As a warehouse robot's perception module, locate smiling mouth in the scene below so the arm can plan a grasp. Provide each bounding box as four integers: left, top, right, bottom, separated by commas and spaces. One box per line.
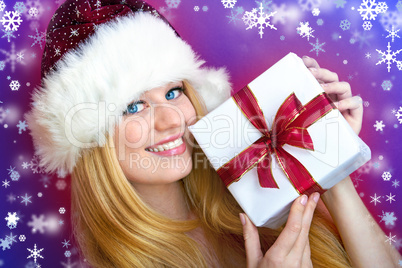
145, 137, 184, 152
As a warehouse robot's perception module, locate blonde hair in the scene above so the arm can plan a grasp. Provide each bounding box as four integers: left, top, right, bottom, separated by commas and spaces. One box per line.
71, 81, 352, 267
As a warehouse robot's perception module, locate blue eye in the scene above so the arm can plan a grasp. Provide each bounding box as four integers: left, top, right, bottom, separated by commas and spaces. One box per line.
125, 101, 146, 114
166, 87, 184, 100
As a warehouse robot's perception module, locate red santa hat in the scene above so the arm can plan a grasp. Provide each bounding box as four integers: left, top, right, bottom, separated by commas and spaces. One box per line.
26, 0, 231, 176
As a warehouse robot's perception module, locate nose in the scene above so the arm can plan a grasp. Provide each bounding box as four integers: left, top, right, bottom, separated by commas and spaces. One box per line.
152, 103, 185, 132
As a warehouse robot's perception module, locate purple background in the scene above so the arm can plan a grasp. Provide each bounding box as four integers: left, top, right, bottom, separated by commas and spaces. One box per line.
1, 0, 401, 266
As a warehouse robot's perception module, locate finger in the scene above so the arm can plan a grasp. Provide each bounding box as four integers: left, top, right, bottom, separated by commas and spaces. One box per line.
270, 195, 308, 257
309, 67, 339, 83
240, 213, 263, 268
302, 56, 320, 69
290, 193, 319, 258
335, 96, 364, 128
301, 239, 313, 268
321, 82, 352, 101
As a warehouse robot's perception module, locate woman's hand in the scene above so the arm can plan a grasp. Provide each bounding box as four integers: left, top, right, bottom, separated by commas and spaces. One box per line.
240, 193, 320, 268
302, 56, 363, 135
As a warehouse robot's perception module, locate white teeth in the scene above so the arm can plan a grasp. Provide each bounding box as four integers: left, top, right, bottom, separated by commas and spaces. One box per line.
147, 137, 183, 152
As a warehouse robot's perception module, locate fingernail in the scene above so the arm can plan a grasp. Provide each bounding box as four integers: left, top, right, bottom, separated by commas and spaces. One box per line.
313, 193, 320, 203
303, 55, 310, 59
321, 83, 327, 87
300, 195, 308, 206
309, 67, 317, 72
239, 213, 246, 226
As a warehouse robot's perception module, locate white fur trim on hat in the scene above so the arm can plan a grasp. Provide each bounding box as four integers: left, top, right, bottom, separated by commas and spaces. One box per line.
26, 12, 231, 175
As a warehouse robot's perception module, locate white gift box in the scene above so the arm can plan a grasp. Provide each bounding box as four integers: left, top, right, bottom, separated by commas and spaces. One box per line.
188, 53, 371, 229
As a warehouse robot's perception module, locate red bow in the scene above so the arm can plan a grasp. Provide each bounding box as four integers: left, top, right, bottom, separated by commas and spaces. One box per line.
217, 86, 336, 195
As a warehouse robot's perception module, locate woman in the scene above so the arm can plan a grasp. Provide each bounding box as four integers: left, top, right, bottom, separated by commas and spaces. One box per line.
26, 0, 401, 267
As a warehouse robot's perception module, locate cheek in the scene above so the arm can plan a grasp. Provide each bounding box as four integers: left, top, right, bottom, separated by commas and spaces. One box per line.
183, 101, 197, 125
119, 117, 150, 148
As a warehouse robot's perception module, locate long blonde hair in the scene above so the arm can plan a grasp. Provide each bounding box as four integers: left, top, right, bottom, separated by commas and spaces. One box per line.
71, 81, 351, 267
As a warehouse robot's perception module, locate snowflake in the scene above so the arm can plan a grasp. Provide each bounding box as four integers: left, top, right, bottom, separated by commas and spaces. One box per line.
312, 7, 320, 16
0, 107, 7, 123
334, 0, 347, 8
1, 29, 16, 42
19, 235, 26, 242
393, 179, 400, 188
62, 239, 71, 248
373, 120, 385, 131
379, 211, 397, 226
381, 80, 392, 91
16, 51, 24, 61
5, 232, 17, 245
56, 179, 67, 190
0, 0, 5, 12
14, 2, 26, 14
28, 28, 46, 49
357, 0, 386, 20
61, 258, 78, 268
385, 232, 397, 245
298, 0, 322, 11
9, 80, 20, 91
340, 19, 351, 30
28, 7, 39, 17
0, 42, 27, 72
69, 29, 79, 38
362, 21, 372, 30
0, 61, 4, 70
310, 38, 325, 56
398, 61, 402, 71
193, 6, 199, 12
64, 250, 71, 257
202, 6, 208, 12
39, 175, 52, 188
6, 193, 16, 203
385, 192, 396, 204
386, 26, 400, 43
397, 0, 402, 12
376, 2, 387, 13
242, 3, 277, 38
222, 0, 236, 8
20, 193, 32, 206
0, 11, 23, 31
59, 207, 66, 214
376, 42, 402, 72
0, 238, 11, 250
227, 7, 244, 25
7, 166, 20, 181
24, 0, 44, 21
27, 214, 48, 234
382, 171, 392, 181
165, 0, 180, 9
2, 179, 10, 188
317, 18, 324, 26
30, 155, 45, 174
297, 21, 315, 40
22, 162, 29, 169
5, 212, 20, 229
370, 193, 381, 205
17, 120, 28, 134
27, 244, 44, 263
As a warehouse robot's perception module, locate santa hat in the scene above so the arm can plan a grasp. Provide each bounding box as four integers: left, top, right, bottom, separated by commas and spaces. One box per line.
26, 0, 231, 176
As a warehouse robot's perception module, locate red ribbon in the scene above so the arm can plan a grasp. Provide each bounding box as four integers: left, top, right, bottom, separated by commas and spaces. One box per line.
217, 86, 336, 195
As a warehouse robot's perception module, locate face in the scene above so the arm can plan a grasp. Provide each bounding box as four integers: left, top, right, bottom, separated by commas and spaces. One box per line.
114, 81, 197, 187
